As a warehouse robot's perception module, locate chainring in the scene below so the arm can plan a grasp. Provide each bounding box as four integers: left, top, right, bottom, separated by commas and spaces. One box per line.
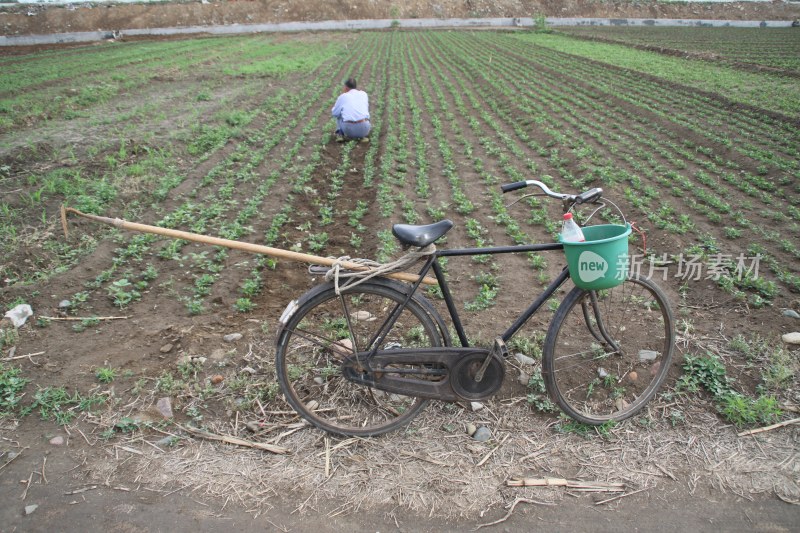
450, 351, 505, 400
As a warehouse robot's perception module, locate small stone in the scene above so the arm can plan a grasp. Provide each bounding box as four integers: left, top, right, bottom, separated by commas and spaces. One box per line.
306, 400, 319, 411
7, 451, 18, 460
160, 343, 173, 353
597, 367, 609, 378
638, 350, 658, 362
156, 397, 173, 419
131, 411, 157, 424
58, 299, 71, 309
331, 338, 353, 358
782, 310, 800, 319
155, 436, 175, 447
49, 436, 64, 446
472, 426, 492, 442
513, 353, 535, 366
223, 333, 243, 343
782, 332, 800, 345
628, 371, 638, 382
351, 311, 375, 321
178, 356, 205, 366
470, 401, 484, 412
650, 361, 661, 376
518, 371, 530, 386
25, 504, 38, 516
466, 423, 477, 436
210, 374, 224, 385
241, 366, 256, 375
313, 377, 324, 385
615, 398, 629, 411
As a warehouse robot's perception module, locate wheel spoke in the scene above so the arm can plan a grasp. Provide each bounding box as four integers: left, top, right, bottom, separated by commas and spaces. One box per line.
275, 281, 443, 436
543, 276, 675, 424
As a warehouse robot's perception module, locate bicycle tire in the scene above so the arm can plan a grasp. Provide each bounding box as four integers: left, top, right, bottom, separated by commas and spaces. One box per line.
275, 278, 447, 437
542, 275, 675, 425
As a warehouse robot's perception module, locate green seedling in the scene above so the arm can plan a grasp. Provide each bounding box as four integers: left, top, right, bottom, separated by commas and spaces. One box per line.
234, 298, 255, 313
95, 367, 117, 383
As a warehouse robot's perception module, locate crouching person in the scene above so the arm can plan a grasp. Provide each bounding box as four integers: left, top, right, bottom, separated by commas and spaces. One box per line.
331, 78, 371, 142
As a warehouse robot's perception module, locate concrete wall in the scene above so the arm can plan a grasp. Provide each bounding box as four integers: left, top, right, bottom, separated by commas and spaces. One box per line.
1, 16, 795, 47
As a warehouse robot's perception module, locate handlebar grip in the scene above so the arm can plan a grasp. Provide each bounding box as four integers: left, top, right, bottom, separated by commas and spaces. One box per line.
501, 181, 527, 193
576, 187, 603, 204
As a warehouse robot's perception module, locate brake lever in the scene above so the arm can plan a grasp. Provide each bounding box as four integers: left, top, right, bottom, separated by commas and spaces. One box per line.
561, 196, 578, 214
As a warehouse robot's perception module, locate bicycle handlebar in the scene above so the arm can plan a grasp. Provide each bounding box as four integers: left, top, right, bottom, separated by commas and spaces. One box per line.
501, 180, 603, 205
576, 188, 603, 204
500, 181, 528, 193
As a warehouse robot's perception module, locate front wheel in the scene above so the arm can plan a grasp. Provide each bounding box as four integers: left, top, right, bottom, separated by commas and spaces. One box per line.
275, 279, 446, 437
542, 275, 675, 425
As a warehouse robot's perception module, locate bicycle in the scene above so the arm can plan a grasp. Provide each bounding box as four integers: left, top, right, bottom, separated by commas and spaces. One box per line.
274, 180, 676, 437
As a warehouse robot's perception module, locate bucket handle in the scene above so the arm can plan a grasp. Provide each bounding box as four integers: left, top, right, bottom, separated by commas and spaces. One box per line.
579, 197, 627, 228
579, 199, 645, 253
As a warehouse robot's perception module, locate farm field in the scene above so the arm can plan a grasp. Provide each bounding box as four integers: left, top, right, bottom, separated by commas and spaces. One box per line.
557, 26, 800, 73
1, 28, 799, 524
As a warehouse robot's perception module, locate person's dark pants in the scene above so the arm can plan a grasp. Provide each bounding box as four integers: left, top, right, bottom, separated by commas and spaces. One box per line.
337, 118, 371, 139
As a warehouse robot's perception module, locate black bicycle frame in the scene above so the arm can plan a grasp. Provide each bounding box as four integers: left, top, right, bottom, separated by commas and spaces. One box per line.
355, 242, 571, 354
433, 242, 569, 347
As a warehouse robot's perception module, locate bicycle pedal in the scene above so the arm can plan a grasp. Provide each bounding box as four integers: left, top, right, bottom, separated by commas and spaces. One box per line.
491, 338, 509, 359
475, 338, 507, 383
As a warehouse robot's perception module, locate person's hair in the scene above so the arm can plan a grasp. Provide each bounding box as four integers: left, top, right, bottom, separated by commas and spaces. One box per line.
344, 78, 357, 90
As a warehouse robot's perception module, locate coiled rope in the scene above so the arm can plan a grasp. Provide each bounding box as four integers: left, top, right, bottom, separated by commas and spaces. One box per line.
324, 244, 436, 294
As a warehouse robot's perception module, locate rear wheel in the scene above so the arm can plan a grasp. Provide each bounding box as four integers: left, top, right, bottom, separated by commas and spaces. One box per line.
275, 279, 445, 437
542, 275, 675, 425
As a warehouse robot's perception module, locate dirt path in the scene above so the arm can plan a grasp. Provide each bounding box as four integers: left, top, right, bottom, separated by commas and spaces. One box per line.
1, 433, 797, 532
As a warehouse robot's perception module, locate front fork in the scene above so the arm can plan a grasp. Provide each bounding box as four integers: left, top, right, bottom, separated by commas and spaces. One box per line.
581, 291, 622, 354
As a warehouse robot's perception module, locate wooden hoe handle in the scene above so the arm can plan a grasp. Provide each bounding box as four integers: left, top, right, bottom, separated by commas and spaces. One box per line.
60, 206, 437, 285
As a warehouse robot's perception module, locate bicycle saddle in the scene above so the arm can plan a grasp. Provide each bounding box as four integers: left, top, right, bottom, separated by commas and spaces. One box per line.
392, 219, 453, 247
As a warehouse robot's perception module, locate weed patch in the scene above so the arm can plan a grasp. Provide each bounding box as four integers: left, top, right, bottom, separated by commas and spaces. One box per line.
678, 353, 783, 428
0, 363, 29, 417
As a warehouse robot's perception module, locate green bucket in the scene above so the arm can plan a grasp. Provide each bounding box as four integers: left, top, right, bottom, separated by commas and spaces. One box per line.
560, 223, 632, 290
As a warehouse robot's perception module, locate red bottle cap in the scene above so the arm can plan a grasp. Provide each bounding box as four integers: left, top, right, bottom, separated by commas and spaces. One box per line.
563, 213, 573, 220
